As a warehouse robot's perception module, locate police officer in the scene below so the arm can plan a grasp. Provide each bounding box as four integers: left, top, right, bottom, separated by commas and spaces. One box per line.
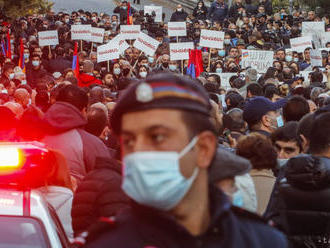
82, 73, 287, 248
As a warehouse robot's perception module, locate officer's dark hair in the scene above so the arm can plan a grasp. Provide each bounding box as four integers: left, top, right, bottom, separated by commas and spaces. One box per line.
271, 121, 302, 151
86, 107, 107, 137
247, 83, 263, 96
56, 84, 88, 111
283, 95, 310, 122
309, 112, 330, 154
181, 111, 216, 138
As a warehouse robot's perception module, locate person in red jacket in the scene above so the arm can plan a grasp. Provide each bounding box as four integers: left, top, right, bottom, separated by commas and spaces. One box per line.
78, 60, 102, 88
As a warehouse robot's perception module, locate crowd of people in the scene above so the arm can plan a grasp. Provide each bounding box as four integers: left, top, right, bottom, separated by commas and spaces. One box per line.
0, 0, 330, 247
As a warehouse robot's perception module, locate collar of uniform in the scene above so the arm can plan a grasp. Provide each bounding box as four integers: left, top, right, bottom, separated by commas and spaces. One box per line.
131, 184, 232, 236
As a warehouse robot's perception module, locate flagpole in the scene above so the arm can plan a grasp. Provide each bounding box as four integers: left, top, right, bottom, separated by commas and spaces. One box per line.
91, 42, 94, 52
80, 40, 83, 52
48, 45, 51, 58
208, 50, 211, 72
133, 51, 143, 69
107, 60, 110, 72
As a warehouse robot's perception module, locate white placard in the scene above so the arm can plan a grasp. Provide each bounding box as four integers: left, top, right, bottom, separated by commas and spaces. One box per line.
91, 27, 105, 43
290, 36, 313, 53
320, 32, 330, 47
38, 30, 59, 47
133, 32, 160, 56
71, 25, 91, 41
319, 47, 330, 52
199, 29, 224, 49
120, 25, 141, 40
144, 6, 163, 23
211, 73, 237, 89
310, 49, 323, 67
169, 42, 194, 61
167, 22, 187, 37
97, 39, 120, 63
241, 50, 274, 73
111, 34, 130, 54
302, 21, 325, 37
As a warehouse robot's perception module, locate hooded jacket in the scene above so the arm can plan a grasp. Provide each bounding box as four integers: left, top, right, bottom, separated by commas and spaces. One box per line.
42, 102, 111, 181
71, 157, 130, 236
278, 155, 330, 247
78, 73, 102, 88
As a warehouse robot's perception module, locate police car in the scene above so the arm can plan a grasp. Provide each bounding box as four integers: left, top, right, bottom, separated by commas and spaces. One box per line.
0, 142, 72, 248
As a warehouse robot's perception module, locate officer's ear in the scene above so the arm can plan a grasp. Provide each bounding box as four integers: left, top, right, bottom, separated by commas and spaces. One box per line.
195, 131, 217, 169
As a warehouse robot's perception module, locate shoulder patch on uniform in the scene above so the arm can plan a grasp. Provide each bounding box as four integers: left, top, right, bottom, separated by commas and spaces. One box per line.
231, 206, 267, 224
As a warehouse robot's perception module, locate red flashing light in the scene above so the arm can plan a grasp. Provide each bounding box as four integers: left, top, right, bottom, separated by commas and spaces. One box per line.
0, 147, 24, 174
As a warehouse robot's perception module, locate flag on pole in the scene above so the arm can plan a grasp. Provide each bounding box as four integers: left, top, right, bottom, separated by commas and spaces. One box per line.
186, 49, 203, 78
1, 40, 6, 56
6, 30, 11, 59
72, 42, 80, 79
19, 39, 25, 73
127, 3, 133, 25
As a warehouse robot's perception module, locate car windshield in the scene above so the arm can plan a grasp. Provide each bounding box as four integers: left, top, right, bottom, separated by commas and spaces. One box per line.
0, 216, 50, 248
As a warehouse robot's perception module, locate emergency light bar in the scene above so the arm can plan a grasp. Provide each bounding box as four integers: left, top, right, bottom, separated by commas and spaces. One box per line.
0, 147, 22, 168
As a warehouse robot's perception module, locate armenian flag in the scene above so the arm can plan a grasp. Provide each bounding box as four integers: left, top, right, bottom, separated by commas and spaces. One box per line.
6, 30, 11, 59
127, 2, 133, 25
72, 42, 80, 78
18, 39, 25, 73
186, 49, 203, 78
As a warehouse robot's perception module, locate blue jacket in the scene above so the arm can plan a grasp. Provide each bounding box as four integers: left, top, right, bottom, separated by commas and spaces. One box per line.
83, 186, 287, 248
208, 2, 228, 22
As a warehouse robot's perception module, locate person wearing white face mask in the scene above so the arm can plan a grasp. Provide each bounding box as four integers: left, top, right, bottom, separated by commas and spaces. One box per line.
137, 65, 149, 79
82, 73, 287, 248
170, 4, 188, 22
0, 62, 15, 83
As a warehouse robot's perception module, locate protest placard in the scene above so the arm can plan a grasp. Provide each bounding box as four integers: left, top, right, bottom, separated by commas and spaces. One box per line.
71, 25, 91, 41
302, 21, 325, 37
199, 30, 224, 49
91, 27, 105, 43
38, 30, 59, 47
310, 49, 323, 67
211, 73, 237, 89
144, 6, 163, 22
97, 39, 119, 63
111, 34, 130, 54
320, 32, 330, 47
290, 36, 313, 53
120, 25, 141, 40
241, 50, 274, 73
167, 22, 187, 37
133, 32, 160, 56
169, 42, 194, 61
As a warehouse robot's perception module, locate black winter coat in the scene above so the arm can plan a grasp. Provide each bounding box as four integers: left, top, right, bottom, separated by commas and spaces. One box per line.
71, 157, 130, 236
47, 56, 72, 74
275, 155, 330, 247
83, 185, 287, 248
170, 10, 188, 22
193, 6, 208, 20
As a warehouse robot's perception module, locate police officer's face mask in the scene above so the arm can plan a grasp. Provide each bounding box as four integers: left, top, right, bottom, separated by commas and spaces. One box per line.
122, 137, 199, 211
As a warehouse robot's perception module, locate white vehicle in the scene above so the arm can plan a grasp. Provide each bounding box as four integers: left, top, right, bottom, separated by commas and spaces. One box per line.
0, 142, 72, 248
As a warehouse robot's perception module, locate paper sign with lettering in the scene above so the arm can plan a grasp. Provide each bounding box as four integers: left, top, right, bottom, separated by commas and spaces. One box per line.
91, 27, 105, 43
310, 49, 323, 67
199, 30, 224, 49
71, 25, 91, 41
290, 36, 313, 53
320, 32, 330, 47
97, 39, 120, 63
241, 50, 274, 73
167, 22, 187, 37
111, 34, 130, 54
38, 30, 59, 46
133, 32, 160, 56
144, 6, 163, 22
211, 73, 237, 89
120, 25, 141, 40
302, 21, 325, 37
169, 42, 194, 61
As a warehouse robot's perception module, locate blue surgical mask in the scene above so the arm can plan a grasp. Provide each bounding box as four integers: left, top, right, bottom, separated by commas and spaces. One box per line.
122, 137, 199, 211
197, 46, 202, 50
232, 190, 244, 207
285, 55, 292, 62
224, 39, 231, 45
277, 116, 284, 127
24, 54, 29, 59
218, 50, 226, 57
32, 61, 40, 67
293, 58, 299, 62
148, 57, 154, 63
216, 68, 222, 73
9, 73, 15, 79
169, 64, 177, 71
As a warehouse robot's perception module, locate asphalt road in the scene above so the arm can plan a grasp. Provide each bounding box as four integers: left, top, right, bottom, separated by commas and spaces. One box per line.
51, 0, 177, 22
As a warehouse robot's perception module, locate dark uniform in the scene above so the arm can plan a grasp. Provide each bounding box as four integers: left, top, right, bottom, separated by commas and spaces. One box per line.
83, 186, 287, 248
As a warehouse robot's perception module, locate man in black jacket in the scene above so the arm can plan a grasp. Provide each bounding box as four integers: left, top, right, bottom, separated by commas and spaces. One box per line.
170, 4, 188, 22
81, 73, 287, 248
113, 1, 136, 24
47, 47, 72, 74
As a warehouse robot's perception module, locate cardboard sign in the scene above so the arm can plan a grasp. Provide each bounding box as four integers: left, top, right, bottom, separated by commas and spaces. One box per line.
133, 32, 160, 56
111, 34, 130, 54
310, 49, 323, 67
38, 30, 59, 47
290, 36, 313, 53
144, 6, 163, 23
241, 50, 274, 73
97, 39, 120, 63
71, 25, 91, 41
169, 42, 194, 61
120, 25, 141, 40
302, 21, 325, 37
91, 27, 105, 43
167, 22, 187, 37
320, 32, 330, 47
199, 30, 224, 49
212, 73, 237, 89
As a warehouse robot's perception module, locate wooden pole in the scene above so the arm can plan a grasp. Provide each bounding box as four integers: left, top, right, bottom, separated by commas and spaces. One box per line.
133, 51, 143, 69
107, 60, 110, 72
90, 42, 94, 52
208, 51, 211, 71
80, 40, 83, 52
48, 45, 51, 57
181, 60, 184, 75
